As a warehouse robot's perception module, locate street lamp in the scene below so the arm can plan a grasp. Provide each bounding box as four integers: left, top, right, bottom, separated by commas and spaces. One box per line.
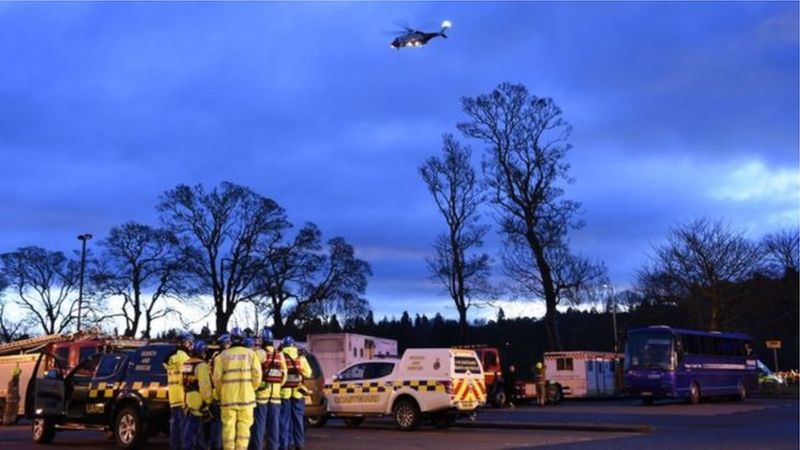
604, 283, 618, 353
77, 233, 93, 332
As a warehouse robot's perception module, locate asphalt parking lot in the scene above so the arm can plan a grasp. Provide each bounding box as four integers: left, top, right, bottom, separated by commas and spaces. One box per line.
0, 398, 796, 449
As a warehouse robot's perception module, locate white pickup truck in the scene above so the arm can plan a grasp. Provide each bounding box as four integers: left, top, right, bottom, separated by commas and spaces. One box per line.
320, 348, 486, 430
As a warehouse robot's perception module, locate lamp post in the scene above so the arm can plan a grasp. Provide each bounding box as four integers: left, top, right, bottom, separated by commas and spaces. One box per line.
604, 283, 618, 352
77, 233, 93, 331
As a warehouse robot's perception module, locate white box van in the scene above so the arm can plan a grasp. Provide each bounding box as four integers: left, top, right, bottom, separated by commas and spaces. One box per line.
307, 333, 397, 382
545, 351, 623, 397
320, 348, 485, 430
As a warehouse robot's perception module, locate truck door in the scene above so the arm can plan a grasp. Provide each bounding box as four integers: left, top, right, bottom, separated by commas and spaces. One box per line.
27, 353, 65, 418
82, 353, 128, 424
64, 354, 103, 420
327, 363, 369, 414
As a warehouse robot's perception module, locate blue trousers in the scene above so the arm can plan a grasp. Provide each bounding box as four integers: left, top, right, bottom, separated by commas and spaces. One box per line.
209, 403, 223, 450
183, 412, 206, 450
279, 399, 305, 450
265, 402, 282, 450
170, 407, 185, 450
249, 403, 267, 450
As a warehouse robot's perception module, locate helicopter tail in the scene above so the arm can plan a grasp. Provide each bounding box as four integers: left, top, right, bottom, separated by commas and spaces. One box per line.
440, 19, 452, 38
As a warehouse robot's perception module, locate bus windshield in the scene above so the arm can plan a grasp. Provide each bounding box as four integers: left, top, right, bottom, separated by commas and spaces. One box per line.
625, 331, 673, 370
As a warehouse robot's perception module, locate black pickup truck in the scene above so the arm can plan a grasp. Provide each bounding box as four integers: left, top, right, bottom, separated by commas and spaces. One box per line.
26, 343, 175, 449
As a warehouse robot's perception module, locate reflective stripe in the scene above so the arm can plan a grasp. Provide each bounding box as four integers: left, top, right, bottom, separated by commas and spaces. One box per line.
222, 378, 255, 384
222, 368, 252, 374
220, 401, 256, 408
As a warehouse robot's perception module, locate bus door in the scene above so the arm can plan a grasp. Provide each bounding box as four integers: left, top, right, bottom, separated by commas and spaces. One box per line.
27, 353, 65, 418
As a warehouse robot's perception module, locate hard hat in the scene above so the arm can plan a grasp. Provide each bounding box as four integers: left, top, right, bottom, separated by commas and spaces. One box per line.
536, 362, 543, 369
261, 327, 273, 343
194, 340, 207, 354
218, 334, 232, 346
244, 337, 255, 348
231, 326, 243, 338
282, 336, 295, 347
179, 332, 194, 344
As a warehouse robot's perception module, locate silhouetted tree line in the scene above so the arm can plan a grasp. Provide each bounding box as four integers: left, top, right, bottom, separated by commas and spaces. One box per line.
0, 181, 371, 340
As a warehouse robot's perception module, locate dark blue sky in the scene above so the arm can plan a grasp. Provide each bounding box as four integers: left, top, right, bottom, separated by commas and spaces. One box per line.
1, 2, 798, 320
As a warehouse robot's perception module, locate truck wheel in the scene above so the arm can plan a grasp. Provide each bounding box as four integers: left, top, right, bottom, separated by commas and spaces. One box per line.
393, 398, 420, 431
32, 418, 56, 444
547, 384, 563, 405
688, 382, 701, 405
491, 390, 506, 408
306, 414, 328, 428
114, 406, 146, 449
343, 417, 364, 428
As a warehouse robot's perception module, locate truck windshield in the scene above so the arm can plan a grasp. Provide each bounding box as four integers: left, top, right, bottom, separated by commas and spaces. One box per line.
625, 332, 673, 371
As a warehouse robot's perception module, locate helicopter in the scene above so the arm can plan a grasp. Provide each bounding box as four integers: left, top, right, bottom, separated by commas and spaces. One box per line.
390, 20, 452, 49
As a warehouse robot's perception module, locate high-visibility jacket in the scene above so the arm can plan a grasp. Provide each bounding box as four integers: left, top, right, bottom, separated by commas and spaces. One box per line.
212, 345, 261, 409
182, 356, 213, 416
256, 345, 286, 404
280, 347, 312, 400
165, 348, 190, 408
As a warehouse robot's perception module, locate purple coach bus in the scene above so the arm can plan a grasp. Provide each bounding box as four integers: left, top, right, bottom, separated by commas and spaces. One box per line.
624, 326, 759, 405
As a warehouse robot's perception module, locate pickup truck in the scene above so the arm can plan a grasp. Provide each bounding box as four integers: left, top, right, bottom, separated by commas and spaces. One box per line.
320, 348, 486, 430
26, 343, 174, 449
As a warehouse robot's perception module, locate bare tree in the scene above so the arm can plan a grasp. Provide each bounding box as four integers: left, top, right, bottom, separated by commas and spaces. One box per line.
158, 182, 289, 333
458, 82, 603, 350
92, 222, 191, 338
420, 134, 491, 340
761, 229, 799, 277
0, 274, 29, 342
638, 218, 761, 330
258, 224, 371, 335
0, 247, 80, 334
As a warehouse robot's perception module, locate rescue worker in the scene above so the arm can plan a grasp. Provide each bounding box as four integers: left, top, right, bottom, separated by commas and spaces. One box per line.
535, 361, 547, 406
209, 334, 232, 450
2, 363, 21, 425
279, 336, 311, 450
166, 332, 194, 449
183, 340, 213, 450
504, 365, 517, 408
250, 328, 286, 450
214, 327, 261, 450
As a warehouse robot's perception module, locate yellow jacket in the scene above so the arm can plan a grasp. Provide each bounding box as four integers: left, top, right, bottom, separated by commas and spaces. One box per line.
165, 348, 190, 408
183, 357, 213, 416
256, 346, 287, 404
280, 347, 312, 400
212, 345, 261, 408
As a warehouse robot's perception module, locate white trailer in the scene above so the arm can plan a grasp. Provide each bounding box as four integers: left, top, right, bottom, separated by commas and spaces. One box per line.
544, 351, 622, 398
307, 333, 397, 382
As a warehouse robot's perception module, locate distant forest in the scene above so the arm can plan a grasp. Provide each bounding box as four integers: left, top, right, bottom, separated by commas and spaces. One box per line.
289, 268, 798, 377
296, 264, 800, 373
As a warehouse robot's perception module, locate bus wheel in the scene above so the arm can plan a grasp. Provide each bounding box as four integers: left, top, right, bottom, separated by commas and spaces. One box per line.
641, 397, 654, 406
736, 381, 746, 401
688, 382, 701, 405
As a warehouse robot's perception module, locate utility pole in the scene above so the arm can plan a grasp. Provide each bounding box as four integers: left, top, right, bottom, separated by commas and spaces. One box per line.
77, 233, 93, 331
